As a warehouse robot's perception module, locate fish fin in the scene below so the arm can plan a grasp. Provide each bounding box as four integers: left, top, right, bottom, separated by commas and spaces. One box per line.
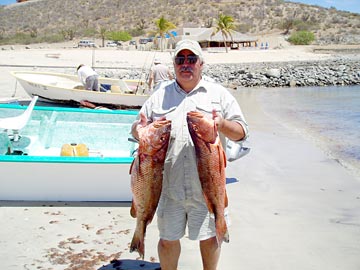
205, 141, 214, 154
130, 200, 137, 218
211, 122, 218, 143
223, 229, 230, 243
202, 191, 215, 214
130, 223, 145, 259
136, 153, 147, 176
216, 143, 227, 169
222, 148, 227, 168
129, 158, 135, 174
224, 190, 229, 208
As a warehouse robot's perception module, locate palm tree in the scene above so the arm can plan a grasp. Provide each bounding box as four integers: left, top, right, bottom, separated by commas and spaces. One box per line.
153, 16, 176, 51
99, 27, 107, 47
212, 14, 235, 53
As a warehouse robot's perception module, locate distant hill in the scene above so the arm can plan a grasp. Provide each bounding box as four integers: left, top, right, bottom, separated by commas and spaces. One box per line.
0, 0, 359, 45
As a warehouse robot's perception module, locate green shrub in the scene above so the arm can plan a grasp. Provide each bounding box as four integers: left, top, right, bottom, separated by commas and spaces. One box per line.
288, 30, 315, 45
0, 33, 66, 45
107, 31, 132, 42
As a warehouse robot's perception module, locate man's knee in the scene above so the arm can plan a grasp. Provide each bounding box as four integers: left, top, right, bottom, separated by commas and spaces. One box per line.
159, 238, 179, 249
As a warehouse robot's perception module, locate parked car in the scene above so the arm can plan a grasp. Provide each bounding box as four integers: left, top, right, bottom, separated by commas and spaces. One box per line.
78, 40, 96, 48
129, 40, 137, 46
139, 38, 153, 44
106, 41, 118, 47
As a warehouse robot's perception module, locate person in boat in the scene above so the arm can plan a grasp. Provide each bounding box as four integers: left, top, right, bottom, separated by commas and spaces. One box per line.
147, 58, 173, 91
131, 39, 249, 270
76, 64, 99, 91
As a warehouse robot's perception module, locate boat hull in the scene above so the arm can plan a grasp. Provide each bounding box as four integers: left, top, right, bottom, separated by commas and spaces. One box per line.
11, 71, 149, 107
0, 104, 138, 201
1, 161, 132, 201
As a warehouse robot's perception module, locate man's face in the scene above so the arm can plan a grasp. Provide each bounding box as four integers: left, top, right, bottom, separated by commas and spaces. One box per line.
174, 49, 203, 91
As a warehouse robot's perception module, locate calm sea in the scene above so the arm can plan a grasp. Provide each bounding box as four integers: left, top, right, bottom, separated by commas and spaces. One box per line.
257, 85, 360, 179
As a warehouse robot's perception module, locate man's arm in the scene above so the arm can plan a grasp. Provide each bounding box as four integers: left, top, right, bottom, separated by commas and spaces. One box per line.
77, 71, 85, 85
212, 110, 246, 141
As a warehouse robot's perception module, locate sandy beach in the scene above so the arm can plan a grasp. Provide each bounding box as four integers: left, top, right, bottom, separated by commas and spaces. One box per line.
0, 45, 359, 270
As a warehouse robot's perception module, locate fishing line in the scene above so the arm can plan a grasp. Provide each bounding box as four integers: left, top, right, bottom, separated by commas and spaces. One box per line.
135, 50, 154, 94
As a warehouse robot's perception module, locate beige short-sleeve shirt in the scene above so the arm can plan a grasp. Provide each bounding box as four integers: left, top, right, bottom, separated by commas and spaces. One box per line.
138, 79, 248, 201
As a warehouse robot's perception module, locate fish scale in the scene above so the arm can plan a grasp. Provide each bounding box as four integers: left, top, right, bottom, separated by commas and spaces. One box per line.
187, 111, 229, 245
129, 119, 172, 259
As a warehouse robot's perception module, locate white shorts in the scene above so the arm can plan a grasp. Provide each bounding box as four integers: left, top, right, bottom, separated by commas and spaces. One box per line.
157, 195, 230, 241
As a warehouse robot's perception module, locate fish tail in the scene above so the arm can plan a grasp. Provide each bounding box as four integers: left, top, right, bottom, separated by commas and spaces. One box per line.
130, 200, 137, 218
215, 216, 229, 245
130, 225, 145, 259
223, 228, 230, 243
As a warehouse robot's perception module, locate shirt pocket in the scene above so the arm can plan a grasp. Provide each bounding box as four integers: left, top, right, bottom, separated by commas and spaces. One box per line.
152, 107, 176, 120
195, 100, 222, 118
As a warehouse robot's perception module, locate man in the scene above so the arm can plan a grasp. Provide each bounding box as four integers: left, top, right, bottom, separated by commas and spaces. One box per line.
131, 39, 248, 270
148, 58, 173, 90
76, 64, 99, 91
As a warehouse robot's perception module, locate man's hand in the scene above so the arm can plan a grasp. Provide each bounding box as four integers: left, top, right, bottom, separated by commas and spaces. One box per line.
212, 109, 245, 141
131, 112, 148, 140
212, 109, 224, 131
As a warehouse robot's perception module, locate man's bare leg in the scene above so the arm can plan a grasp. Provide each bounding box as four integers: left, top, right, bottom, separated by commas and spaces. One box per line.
158, 239, 181, 270
200, 236, 221, 270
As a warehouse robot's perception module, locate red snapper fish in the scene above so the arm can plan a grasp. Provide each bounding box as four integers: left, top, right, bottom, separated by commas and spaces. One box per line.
129, 119, 172, 259
186, 111, 229, 245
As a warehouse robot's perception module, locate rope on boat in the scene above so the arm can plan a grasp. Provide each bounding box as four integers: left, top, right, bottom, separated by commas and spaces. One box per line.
12, 79, 18, 98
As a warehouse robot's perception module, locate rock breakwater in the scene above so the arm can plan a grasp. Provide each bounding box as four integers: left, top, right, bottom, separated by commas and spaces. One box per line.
98, 58, 360, 89
203, 58, 360, 89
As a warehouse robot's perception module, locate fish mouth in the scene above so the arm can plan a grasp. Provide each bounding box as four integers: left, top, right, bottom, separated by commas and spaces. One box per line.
187, 111, 218, 143
153, 119, 171, 128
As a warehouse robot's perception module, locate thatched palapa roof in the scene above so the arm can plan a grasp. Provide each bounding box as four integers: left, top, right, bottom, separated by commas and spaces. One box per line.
175, 28, 257, 43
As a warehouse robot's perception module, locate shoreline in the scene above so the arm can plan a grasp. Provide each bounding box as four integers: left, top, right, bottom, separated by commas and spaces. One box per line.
1, 45, 359, 99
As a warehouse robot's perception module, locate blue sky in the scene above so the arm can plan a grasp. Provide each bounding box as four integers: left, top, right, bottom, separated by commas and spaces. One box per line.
0, 0, 359, 14
0, 0, 14, 5
287, 0, 360, 14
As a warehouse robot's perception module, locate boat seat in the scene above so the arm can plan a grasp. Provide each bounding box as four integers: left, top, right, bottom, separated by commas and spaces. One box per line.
110, 85, 122, 93
118, 80, 135, 94
0, 96, 38, 141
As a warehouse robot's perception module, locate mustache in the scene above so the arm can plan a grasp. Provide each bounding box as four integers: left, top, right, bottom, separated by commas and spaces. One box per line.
179, 66, 193, 73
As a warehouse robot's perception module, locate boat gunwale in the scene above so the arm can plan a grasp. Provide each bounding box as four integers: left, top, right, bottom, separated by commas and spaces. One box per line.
0, 103, 139, 115
0, 155, 134, 163
10, 71, 149, 97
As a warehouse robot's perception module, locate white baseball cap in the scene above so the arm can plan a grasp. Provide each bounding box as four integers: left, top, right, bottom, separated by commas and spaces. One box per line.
154, 58, 161, 64
173, 39, 203, 62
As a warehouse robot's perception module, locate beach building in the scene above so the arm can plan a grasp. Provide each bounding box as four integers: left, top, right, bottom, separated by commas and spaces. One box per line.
173, 27, 258, 50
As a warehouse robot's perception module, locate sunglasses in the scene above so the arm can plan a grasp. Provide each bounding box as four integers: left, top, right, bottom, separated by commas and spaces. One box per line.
174, 55, 199, 65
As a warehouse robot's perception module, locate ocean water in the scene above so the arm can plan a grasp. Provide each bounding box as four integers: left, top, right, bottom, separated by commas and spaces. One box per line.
257, 85, 360, 179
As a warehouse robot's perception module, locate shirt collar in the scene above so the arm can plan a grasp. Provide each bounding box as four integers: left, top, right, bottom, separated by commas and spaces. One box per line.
174, 78, 207, 95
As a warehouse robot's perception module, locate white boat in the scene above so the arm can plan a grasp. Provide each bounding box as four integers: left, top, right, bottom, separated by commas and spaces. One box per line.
11, 71, 149, 107
0, 97, 138, 201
